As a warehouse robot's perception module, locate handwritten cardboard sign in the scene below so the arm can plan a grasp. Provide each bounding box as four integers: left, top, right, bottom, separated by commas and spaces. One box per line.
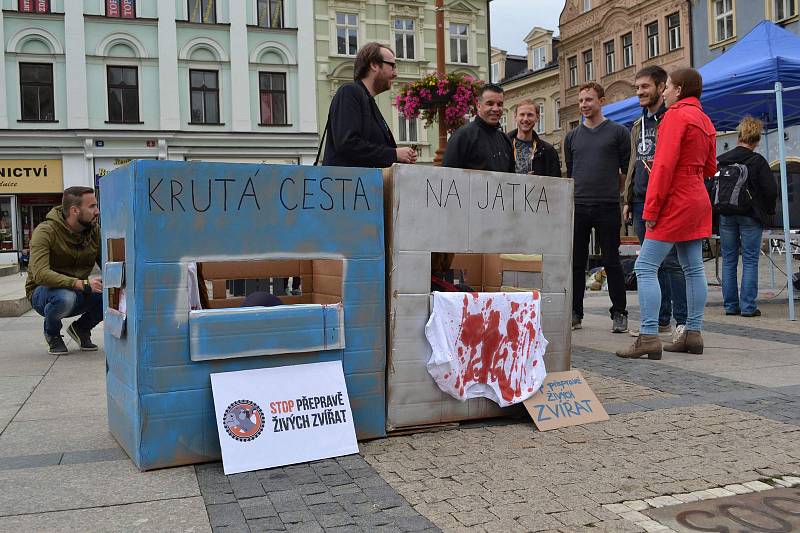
523, 370, 608, 431
210, 361, 358, 474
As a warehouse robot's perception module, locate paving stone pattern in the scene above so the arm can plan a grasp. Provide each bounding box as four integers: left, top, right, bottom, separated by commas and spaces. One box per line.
572, 346, 800, 426
191, 308, 800, 532
361, 404, 800, 532
196, 455, 438, 532
586, 307, 800, 346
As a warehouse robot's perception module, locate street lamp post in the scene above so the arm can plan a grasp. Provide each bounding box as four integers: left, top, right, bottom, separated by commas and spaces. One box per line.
433, 0, 448, 166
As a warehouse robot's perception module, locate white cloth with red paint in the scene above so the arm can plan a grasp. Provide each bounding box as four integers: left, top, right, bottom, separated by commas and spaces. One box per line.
425, 291, 547, 407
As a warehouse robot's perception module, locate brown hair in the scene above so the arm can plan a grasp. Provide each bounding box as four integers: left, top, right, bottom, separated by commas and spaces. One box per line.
62, 186, 94, 213
669, 68, 703, 100
353, 42, 393, 81
634, 65, 667, 87
578, 82, 605, 98
515, 99, 538, 115
737, 116, 763, 146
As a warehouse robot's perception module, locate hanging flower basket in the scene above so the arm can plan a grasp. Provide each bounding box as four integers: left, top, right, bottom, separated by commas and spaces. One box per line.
395, 72, 483, 133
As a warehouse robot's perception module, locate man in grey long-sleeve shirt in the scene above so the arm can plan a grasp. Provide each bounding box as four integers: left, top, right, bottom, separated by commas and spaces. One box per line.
564, 82, 631, 333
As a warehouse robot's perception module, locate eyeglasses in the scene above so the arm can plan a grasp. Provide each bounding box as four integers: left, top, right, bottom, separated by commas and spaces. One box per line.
380, 59, 397, 70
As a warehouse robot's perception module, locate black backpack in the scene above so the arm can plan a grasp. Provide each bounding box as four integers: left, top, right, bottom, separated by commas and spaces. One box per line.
712, 163, 753, 215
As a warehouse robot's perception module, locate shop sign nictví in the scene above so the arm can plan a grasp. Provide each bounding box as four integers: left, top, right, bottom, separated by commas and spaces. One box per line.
0, 160, 63, 194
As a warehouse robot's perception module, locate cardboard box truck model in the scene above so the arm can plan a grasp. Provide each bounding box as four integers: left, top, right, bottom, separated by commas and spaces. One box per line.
100, 161, 386, 470
383, 164, 574, 430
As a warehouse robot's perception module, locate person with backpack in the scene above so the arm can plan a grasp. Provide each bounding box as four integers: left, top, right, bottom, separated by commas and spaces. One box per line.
616, 68, 717, 360
716, 117, 778, 317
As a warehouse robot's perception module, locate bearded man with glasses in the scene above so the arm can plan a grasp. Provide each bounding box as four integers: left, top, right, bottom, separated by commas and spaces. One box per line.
321, 42, 417, 167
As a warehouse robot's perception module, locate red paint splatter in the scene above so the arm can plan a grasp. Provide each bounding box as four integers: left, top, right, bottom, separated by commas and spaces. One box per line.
450, 293, 544, 404
444, 373, 450, 380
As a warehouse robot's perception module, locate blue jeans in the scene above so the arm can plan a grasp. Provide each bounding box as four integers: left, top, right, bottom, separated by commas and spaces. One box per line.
632, 203, 687, 326
635, 239, 707, 335
31, 286, 103, 337
720, 215, 763, 314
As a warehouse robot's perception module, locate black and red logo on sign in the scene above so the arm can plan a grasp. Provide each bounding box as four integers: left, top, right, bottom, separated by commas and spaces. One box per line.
222, 400, 265, 442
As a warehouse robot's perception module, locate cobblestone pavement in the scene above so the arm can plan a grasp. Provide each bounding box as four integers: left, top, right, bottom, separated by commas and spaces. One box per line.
195, 455, 437, 533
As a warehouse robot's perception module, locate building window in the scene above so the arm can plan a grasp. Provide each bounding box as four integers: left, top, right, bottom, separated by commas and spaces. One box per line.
583, 49, 593, 81
188, 0, 216, 23
712, 0, 734, 43
19, 63, 54, 121
604, 40, 615, 74
533, 45, 547, 70
106, 0, 135, 18
259, 72, 287, 125
189, 69, 220, 124
257, 0, 283, 28
583, 0, 591, 12
450, 23, 469, 64
568, 56, 578, 87
667, 13, 681, 50
773, 0, 797, 20
491, 62, 500, 83
394, 18, 415, 60
107, 66, 139, 123
336, 13, 358, 56
646, 21, 659, 58
569, 120, 579, 130
536, 103, 545, 134
622, 33, 634, 68
555, 99, 561, 129
398, 112, 418, 143
18, 0, 49, 13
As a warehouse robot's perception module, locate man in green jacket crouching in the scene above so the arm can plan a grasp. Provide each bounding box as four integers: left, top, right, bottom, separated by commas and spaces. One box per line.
26, 187, 103, 354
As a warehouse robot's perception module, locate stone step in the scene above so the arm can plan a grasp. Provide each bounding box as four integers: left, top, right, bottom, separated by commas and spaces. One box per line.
0, 295, 31, 317
0, 264, 19, 277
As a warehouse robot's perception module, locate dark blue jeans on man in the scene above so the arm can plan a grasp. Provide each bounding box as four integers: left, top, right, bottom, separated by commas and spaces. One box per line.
632, 202, 687, 326
31, 286, 103, 337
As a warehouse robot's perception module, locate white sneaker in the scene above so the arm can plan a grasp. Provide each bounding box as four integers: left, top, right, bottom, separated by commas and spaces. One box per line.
672, 324, 686, 344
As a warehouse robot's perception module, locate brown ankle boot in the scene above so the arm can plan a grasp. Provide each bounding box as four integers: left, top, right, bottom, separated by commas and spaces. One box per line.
616, 334, 662, 360
665, 329, 704, 354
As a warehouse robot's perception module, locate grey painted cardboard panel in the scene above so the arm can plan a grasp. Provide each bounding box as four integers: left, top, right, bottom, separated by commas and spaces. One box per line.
392, 251, 431, 295
385, 165, 574, 430
391, 167, 471, 252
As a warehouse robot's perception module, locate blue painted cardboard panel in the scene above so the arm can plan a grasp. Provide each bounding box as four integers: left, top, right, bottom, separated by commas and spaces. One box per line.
102, 161, 387, 471
189, 304, 345, 361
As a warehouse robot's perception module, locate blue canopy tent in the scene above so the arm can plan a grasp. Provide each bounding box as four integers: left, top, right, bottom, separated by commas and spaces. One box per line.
604, 21, 800, 320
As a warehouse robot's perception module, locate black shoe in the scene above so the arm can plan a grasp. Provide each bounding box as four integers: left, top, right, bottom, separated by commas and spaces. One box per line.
741, 309, 761, 317
725, 309, 741, 315
67, 323, 98, 351
45, 334, 68, 355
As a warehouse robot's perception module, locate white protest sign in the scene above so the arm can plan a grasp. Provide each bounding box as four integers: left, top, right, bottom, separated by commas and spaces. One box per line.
210, 361, 358, 474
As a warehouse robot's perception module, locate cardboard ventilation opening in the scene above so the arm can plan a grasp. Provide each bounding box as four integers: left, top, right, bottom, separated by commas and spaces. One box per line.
441, 253, 544, 292
198, 259, 343, 309
107, 238, 125, 310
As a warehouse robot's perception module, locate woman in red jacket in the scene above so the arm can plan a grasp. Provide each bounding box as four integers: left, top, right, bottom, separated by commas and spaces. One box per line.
617, 68, 717, 360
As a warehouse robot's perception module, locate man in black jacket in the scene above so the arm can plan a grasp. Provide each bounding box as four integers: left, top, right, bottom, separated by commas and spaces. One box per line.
322, 42, 417, 167
443, 84, 514, 172
507, 100, 561, 177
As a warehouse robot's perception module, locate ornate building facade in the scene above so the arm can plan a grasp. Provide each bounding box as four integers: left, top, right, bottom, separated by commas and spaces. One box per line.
558, 0, 691, 133
496, 28, 562, 151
